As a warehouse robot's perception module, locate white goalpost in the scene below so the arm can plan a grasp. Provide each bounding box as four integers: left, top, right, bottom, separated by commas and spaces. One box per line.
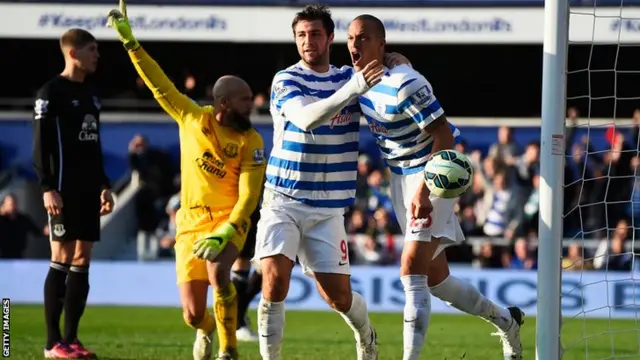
537, 0, 568, 358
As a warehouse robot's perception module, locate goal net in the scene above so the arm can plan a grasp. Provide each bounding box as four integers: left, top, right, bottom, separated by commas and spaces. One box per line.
539, 0, 640, 359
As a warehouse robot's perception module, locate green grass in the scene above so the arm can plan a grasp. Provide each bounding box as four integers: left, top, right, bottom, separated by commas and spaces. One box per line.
6, 305, 640, 359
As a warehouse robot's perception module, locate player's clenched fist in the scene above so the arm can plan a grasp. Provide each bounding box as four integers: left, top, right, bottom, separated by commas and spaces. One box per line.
360, 59, 385, 88
192, 223, 237, 262
106, 0, 140, 51
347, 59, 385, 97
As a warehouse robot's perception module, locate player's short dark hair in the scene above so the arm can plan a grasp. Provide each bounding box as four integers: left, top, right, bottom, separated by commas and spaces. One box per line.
353, 14, 386, 39
59, 28, 96, 50
292, 4, 335, 36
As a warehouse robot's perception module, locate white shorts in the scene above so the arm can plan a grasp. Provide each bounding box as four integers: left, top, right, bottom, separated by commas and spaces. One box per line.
252, 189, 350, 276
390, 171, 465, 257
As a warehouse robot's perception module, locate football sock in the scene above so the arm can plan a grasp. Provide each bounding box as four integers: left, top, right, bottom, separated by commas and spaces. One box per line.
44, 262, 69, 349
430, 275, 513, 331
337, 292, 373, 345
213, 283, 238, 352
257, 297, 284, 360
184, 311, 216, 333
63, 265, 90, 343
401, 275, 431, 360
231, 270, 250, 328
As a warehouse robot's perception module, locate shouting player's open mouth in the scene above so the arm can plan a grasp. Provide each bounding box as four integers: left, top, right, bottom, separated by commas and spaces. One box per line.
351, 51, 362, 67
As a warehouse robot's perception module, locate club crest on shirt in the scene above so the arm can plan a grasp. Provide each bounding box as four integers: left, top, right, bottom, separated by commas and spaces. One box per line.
34, 99, 49, 120
253, 149, 265, 163
272, 83, 286, 100
411, 86, 432, 107
223, 143, 239, 158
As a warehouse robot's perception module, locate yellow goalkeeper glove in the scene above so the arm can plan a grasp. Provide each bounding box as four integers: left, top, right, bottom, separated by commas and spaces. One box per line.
192, 223, 237, 262
106, 0, 139, 51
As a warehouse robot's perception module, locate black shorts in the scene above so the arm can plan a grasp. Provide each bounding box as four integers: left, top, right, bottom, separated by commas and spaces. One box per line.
239, 208, 261, 260
48, 196, 101, 242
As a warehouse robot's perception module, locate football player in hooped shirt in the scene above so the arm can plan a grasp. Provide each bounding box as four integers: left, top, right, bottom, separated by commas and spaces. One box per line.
347, 15, 525, 360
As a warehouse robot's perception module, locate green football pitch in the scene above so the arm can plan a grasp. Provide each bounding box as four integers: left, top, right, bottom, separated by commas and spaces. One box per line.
6, 305, 640, 359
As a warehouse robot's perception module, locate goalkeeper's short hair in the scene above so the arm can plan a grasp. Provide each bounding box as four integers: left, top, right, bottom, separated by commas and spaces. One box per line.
60, 28, 96, 50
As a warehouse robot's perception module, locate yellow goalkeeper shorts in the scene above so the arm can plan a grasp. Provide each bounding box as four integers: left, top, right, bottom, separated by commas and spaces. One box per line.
174, 208, 249, 284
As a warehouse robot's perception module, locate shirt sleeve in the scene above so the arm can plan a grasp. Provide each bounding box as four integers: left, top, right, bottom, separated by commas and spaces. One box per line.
128, 47, 203, 124
270, 73, 311, 117
269, 69, 361, 132
32, 85, 59, 193
228, 130, 266, 235
396, 75, 445, 129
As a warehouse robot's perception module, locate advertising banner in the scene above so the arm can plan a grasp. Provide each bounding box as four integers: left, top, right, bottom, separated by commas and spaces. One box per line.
1, 261, 639, 319
2, 4, 640, 44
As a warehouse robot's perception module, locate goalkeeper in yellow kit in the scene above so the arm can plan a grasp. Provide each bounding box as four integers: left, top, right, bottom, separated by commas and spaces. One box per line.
107, 2, 265, 359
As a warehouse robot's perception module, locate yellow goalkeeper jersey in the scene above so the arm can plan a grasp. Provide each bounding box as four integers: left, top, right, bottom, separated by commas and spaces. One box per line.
128, 47, 266, 233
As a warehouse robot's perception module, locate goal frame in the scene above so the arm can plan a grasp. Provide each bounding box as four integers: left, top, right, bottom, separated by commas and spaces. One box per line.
537, 0, 569, 359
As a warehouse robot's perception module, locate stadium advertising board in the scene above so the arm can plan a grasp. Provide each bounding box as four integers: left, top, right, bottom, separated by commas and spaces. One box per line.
1, 261, 638, 319
2, 4, 640, 44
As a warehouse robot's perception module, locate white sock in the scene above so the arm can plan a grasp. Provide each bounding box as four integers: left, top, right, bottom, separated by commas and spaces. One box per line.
258, 297, 285, 360
401, 275, 431, 360
430, 275, 513, 331
337, 291, 373, 345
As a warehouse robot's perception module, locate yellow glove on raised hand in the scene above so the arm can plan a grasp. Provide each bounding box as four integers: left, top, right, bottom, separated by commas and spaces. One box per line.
192, 223, 237, 262
106, 0, 139, 51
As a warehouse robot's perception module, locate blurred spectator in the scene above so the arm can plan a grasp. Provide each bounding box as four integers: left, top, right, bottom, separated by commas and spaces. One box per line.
507, 238, 537, 270
346, 208, 369, 234
458, 171, 485, 236
355, 234, 386, 265
473, 241, 503, 269
157, 193, 180, 259
365, 170, 395, 219
128, 134, 177, 232
603, 127, 635, 226
514, 141, 540, 188
356, 154, 374, 201
562, 243, 592, 271
372, 208, 401, 236
252, 92, 268, 115
511, 173, 540, 238
479, 169, 520, 240
488, 126, 519, 167
0, 194, 42, 259
593, 219, 629, 270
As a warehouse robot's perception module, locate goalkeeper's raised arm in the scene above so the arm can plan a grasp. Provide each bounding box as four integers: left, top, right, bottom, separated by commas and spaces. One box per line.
107, 0, 202, 123
107, 2, 267, 358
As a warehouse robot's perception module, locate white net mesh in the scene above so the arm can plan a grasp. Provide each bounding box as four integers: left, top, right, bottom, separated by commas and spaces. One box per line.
562, 2, 640, 358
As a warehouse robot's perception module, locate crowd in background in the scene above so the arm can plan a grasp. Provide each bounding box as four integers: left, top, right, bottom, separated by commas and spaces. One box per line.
2, 76, 640, 274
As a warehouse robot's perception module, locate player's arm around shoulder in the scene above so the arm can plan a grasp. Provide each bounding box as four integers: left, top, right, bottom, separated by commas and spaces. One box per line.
227, 129, 266, 235
107, 0, 203, 124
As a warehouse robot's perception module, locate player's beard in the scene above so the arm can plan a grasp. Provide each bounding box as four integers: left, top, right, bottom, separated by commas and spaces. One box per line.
224, 109, 252, 133
304, 46, 330, 67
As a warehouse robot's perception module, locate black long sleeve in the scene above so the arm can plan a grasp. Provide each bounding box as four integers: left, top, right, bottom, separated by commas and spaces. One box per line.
32, 76, 106, 196
32, 87, 59, 193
